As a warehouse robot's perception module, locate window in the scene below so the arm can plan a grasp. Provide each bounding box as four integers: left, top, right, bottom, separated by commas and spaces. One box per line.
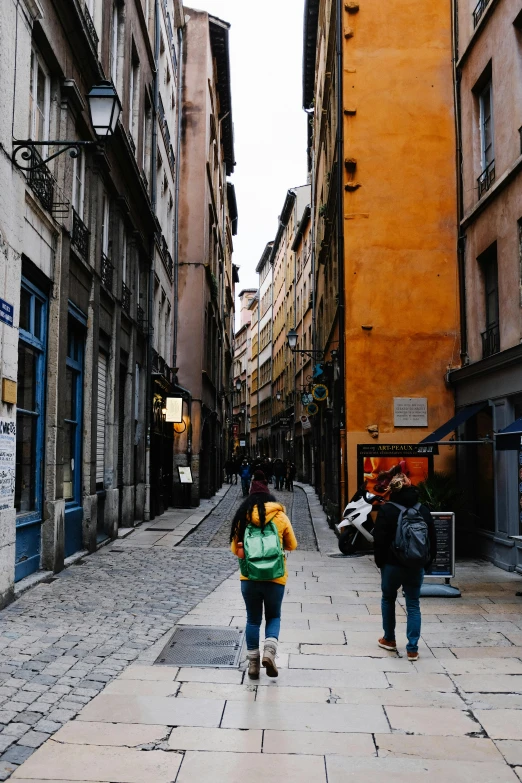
102, 194, 110, 257
479, 81, 494, 169
480, 244, 500, 358
28, 47, 50, 141
111, 3, 122, 89
64, 318, 84, 508
15, 279, 48, 579
72, 149, 85, 217
129, 49, 140, 144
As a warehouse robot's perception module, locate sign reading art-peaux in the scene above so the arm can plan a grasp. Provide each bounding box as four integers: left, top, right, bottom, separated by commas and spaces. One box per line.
0, 419, 16, 511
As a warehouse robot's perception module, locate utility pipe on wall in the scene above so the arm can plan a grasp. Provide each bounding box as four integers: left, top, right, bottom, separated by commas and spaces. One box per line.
144, 0, 161, 523
336, 0, 347, 512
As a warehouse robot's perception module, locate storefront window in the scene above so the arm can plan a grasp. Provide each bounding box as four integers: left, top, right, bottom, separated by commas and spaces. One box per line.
15, 281, 47, 516
64, 322, 84, 505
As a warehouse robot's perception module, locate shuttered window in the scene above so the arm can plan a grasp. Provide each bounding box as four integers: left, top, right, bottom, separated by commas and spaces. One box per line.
96, 352, 107, 485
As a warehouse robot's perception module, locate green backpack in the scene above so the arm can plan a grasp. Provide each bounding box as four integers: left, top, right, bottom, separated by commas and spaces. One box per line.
239, 518, 285, 581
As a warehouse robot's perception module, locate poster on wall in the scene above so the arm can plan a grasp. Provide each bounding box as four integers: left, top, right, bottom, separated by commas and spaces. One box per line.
0, 419, 16, 511
357, 444, 435, 497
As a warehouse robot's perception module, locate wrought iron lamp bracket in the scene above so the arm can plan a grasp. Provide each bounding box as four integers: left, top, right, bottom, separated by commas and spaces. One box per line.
12, 140, 95, 171
290, 348, 325, 360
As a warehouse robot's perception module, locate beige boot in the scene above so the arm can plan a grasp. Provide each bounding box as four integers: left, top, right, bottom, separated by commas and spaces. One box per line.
262, 638, 278, 678
247, 651, 260, 680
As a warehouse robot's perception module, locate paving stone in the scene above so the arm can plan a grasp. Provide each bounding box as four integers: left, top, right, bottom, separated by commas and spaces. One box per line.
0, 760, 17, 781
16, 731, 50, 748
1, 743, 34, 764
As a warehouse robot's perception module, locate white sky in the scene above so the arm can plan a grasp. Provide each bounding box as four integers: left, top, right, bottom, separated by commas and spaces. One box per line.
189, 0, 308, 298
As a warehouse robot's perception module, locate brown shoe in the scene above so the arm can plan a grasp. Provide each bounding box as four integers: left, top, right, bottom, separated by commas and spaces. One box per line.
407, 651, 419, 662
378, 637, 397, 652
262, 643, 278, 678
247, 655, 260, 680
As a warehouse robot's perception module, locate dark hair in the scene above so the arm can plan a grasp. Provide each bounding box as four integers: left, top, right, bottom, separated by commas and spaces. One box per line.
253, 470, 266, 482
230, 492, 277, 543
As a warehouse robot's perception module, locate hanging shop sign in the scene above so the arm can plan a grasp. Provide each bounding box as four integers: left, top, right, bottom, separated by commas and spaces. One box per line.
300, 415, 312, 431
357, 444, 435, 497
0, 418, 16, 511
301, 393, 314, 406
306, 402, 319, 416
312, 384, 328, 402
178, 466, 193, 484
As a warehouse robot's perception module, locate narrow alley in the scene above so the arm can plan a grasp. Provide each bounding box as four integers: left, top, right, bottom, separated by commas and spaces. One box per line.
0, 487, 522, 781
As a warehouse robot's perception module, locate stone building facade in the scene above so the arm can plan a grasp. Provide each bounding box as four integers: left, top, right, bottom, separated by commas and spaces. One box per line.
0, 0, 235, 598
175, 8, 238, 504
249, 244, 273, 456
449, 0, 522, 570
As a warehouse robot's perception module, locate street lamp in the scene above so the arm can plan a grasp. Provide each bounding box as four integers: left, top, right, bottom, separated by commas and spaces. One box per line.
276, 391, 282, 402
235, 379, 242, 393
286, 328, 325, 360
13, 80, 122, 171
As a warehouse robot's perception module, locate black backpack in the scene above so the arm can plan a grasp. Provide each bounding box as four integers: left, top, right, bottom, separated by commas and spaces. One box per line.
389, 502, 430, 567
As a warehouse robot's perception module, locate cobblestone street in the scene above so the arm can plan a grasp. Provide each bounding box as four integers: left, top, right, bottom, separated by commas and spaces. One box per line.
0, 481, 318, 778
9, 493, 522, 782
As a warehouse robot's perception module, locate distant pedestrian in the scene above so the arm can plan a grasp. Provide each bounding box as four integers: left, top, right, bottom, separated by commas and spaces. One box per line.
373, 473, 437, 661
285, 461, 295, 492
250, 469, 269, 495
230, 490, 298, 679
225, 458, 234, 484
240, 461, 251, 497
273, 458, 285, 490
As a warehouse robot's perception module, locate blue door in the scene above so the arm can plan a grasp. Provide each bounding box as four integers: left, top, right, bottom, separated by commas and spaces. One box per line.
15, 280, 47, 580
64, 307, 85, 558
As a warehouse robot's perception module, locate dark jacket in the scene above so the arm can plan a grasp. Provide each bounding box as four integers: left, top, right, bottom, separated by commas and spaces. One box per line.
373, 486, 437, 569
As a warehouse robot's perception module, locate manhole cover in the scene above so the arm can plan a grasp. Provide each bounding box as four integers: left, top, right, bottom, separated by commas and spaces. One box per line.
155, 626, 244, 668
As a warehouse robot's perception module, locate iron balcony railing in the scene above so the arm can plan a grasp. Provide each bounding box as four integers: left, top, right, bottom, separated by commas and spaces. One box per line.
101, 254, 114, 292
481, 323, 500, 358
83, 3, 99, 48
72, 208, 89, 259
121, 281, 131, 314
26, 147, 54, 213
473, 0, 490, 27
478, 159, 495, 198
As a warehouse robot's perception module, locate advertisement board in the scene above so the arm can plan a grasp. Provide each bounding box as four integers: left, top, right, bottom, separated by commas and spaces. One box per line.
425, 512, 455, 579
357, 444, 435, 497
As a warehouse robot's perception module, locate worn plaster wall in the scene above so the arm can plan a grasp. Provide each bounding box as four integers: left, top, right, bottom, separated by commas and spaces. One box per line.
341, 0, 460, 490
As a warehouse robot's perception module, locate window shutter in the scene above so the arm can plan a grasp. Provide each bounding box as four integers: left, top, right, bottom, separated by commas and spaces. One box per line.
96, 352, 107, 485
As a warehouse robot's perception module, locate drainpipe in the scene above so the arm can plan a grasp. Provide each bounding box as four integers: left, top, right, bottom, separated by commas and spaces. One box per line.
336, 0, 347, 512
310, 144, 316, 488
452, 0, 468, 365
144, 0, 161, 522
172, 23, 184, 372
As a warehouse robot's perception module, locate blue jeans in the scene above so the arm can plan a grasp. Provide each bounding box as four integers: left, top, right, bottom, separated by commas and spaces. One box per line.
241, 581, 285, 650
381, 563, 424, 653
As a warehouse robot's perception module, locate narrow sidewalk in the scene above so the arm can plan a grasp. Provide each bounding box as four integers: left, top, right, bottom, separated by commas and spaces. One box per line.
11, 491, 522, 782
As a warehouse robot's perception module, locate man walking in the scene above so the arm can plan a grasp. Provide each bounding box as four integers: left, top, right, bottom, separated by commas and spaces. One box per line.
373, 473, 436, 661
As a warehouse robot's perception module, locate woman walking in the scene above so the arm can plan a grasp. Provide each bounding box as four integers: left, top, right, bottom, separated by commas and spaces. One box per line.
373, 473, 436, 661
230, 475, 297, 679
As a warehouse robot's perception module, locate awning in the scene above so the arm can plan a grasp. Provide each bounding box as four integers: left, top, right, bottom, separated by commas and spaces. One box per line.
420, 402, 489, 444
496, 418, 522, 451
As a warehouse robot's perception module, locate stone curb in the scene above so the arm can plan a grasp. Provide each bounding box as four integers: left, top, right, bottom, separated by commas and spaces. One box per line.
294, 481, 339, 555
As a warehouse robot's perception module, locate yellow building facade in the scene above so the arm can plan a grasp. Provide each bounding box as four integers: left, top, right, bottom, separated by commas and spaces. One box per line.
305, 0, 460, 516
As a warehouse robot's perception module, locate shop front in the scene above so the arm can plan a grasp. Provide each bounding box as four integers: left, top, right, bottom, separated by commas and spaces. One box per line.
449, 347, 522, 572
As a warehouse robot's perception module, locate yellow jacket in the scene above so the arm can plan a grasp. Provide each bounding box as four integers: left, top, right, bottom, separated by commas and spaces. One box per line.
230, 501, 298, 585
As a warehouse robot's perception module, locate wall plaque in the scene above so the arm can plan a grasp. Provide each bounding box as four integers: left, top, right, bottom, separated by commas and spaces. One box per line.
394, 397, 428, 427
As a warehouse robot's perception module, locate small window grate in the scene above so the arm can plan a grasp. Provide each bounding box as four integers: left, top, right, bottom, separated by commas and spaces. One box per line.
155, 626, 244, 668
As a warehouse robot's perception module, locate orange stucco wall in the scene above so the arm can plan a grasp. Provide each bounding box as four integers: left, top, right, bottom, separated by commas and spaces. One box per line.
342, 0, 460, 493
